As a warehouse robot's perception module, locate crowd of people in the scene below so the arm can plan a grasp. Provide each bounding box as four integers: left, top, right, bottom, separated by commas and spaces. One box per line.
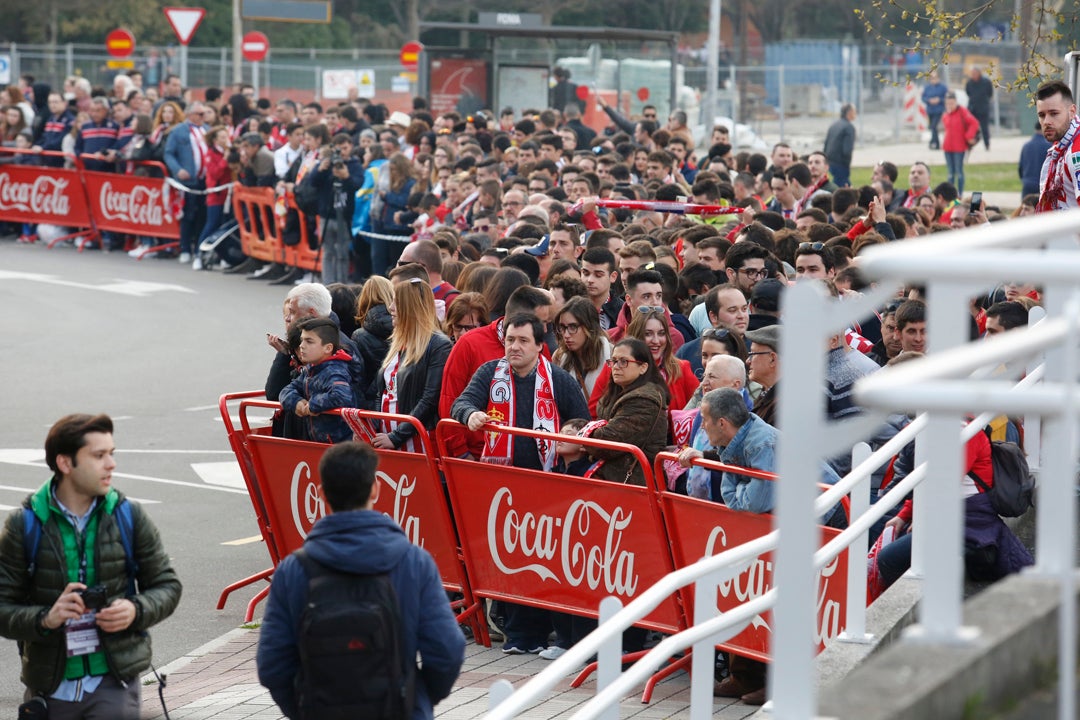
7, 70, 1072, 711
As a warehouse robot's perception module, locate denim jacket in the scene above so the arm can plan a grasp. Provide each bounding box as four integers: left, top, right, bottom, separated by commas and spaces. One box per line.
719, 414, 778, 513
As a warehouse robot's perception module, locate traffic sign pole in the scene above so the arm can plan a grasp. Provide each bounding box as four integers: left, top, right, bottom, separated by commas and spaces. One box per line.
180, 45, 189, 87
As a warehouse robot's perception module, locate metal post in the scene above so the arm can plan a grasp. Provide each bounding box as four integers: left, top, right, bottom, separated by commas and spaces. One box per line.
597, 596, 622, 720
219, 47, 227, 89
839, 442, 873, 644
907, 281, 976, 644
771, 281, 827, 718
65, 43, 74, 79
179, 44, 189, 88
778, 64, 785, 142
729, 64, 737, 123
315, 66, 322, 103
232, 0, 242, 85
690, 569, 723, 719
252, 61, 259, 100
892, 62, 900, 142
1025, 306, 1046, 475
909, 431, 927, 578
669, 38, 678, 122
704, 0, 722, 137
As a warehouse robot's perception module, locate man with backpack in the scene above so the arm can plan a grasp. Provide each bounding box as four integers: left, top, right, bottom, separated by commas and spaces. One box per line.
0, 414, 182, 718
257, 441, 464, 719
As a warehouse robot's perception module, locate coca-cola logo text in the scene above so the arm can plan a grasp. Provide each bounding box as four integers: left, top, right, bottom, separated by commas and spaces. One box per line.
375, 470, 423, 547
290, 461, 324, 539
99, 181, 164, 225
486, 487, 638, 597
0, 173, 71, 216
705, 525, 843, 645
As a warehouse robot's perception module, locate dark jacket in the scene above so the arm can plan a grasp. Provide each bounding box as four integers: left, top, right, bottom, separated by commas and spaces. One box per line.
0, 483, 181, 694
256, 511, 465, 720
279, 350, 356, 443
374, 178, 417, 235
376, 333, 453, 448
351, 305, 394, 407
309, 158, 363, 220
600, 294, 623, 331
1019, 132, 1052, 198
451, 359, 590, 470
589, 379, 669, 486
824, 117, 856, 169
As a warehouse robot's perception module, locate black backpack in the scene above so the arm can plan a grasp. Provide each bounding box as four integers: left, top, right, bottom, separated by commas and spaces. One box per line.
968, 439, 1035, 518
294, 549, 413, 720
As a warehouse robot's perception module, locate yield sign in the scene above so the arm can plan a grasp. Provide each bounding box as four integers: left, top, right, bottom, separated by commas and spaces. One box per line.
163, 7, 207, 46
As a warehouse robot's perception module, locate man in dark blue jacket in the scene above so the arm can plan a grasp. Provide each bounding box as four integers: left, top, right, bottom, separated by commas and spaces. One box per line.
32, 92, 74, 168
257, 441, 464, 719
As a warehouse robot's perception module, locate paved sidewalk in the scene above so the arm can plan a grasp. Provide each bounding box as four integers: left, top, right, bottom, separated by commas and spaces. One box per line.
139, 627, 760, 720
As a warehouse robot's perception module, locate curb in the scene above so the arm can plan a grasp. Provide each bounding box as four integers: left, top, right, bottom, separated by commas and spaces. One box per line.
140, 626, 253, 685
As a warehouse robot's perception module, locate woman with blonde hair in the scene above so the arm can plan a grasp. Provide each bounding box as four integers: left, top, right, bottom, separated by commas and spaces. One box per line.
351, 276, 396, 405
372, 279, 452, 451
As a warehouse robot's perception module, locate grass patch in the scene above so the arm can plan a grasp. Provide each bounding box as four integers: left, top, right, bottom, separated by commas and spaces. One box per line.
851, 163, 1022, 193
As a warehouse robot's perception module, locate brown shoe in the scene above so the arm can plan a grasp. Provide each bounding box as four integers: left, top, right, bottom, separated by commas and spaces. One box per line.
741, 687, 767, 706
713, 677, 749, 698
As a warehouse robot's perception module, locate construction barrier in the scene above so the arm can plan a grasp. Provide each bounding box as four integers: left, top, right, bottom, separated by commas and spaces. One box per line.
232, 185, 281, 264
220, 397, 853, 697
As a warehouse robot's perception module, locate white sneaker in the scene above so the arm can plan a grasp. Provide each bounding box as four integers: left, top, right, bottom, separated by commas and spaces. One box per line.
192, 256, 203, 271
539, 646, 569, 661
178, 252, 192, 263
294, 271, 315, 285
128, 248, 143, 258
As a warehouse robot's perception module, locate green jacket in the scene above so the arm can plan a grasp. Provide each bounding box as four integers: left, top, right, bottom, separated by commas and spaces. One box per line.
0, 479, 182, 694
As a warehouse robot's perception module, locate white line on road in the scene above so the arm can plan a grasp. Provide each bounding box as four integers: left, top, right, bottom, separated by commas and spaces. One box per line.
0, 270, 196, 297
184, 405, 220, 412
0, 453, 248, 495
221, 535, 264, 546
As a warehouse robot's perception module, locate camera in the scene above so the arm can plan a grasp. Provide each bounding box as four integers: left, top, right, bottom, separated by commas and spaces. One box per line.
78, 584, 108, 612
330, 148, 345, 169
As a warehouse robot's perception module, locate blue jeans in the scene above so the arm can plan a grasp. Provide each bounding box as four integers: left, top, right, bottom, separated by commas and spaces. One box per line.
178, 191, 206, 255
945, 151, 966, 196
876, 530, 912, 590
197, 204, 223, 246
829, 163, 850, 189
927, 112, 943, 148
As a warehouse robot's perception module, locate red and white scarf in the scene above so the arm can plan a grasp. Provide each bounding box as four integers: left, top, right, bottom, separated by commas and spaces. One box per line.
481, 355, 559, 471
379, 352, 418, 453
793, 173, 828, 217
1037, 115, 1080, 214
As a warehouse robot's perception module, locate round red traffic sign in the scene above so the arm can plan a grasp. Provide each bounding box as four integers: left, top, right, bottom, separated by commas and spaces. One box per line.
242, 31, 270, 62
400, 41, 423, 71
105, 28, 135, 59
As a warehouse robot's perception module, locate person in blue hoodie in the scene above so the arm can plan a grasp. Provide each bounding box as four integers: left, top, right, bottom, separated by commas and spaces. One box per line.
278, 316, 356, 444
256, 440, 465, 719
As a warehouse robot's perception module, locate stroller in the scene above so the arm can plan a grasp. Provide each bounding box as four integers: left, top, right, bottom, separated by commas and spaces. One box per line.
198, 219, 245, 270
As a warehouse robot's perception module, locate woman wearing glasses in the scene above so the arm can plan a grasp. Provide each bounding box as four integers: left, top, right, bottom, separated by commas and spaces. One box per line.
371, 279, 452, 452
588, 309, 699, 417
552, 296, 612, 398
581, 338, 670, 486
442, 292, 489, 344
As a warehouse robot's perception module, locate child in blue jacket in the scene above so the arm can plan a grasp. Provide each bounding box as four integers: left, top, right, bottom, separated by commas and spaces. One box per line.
279, 317, 356, 443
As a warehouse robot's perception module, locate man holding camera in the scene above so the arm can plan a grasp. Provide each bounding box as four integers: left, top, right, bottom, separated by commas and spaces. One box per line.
0, 414, 182, 719
309, 133, 364, 285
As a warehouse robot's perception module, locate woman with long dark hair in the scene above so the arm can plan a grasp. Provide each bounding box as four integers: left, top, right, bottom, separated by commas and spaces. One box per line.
582, 338, 670, 485
372, 279, 451, 451
552, 296, 612, 398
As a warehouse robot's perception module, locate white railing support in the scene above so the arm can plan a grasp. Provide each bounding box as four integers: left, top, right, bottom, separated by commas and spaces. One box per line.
1025, 307, 1047, 475
689, 569, 724, 720
838, 442, 873, 644
771, 281, 829, 718
490, 679, 514, 711
597, 597, 622, 720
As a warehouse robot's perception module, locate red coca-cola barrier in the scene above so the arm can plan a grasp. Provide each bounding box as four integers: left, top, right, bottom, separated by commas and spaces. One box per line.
0, 149, 96, 245
79, 156, 180, 240
282, 191, 322, 273
238, 406, 488, 642
216, 393, 282, 622
653, 452, 850, 663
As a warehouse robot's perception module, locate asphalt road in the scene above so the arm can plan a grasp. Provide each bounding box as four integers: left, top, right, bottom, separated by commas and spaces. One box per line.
0, 240, 291, 713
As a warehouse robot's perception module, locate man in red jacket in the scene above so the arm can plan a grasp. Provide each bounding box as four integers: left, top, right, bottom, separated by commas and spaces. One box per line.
438, 286, 554, 458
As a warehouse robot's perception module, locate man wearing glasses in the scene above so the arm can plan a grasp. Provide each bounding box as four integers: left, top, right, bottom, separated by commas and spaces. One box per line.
723, 242, 770, 295
164, 101, 209, 264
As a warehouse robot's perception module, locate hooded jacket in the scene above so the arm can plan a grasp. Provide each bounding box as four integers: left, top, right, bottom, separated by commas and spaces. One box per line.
279, 350, 356, 443
256, 511, 465, 720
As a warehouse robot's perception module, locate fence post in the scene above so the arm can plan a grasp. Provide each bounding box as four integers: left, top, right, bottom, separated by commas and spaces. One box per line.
778, 64, 785, 141
489, 679, 514, 712
839, 442, 873, 644
891, 62, 900, 142
65, 43, 74, 79
219, 47, 227, 89
1025, 306, 1046, 476
597, 596, 622, 720
907, 281, 975, 645
689, 568, 724, 720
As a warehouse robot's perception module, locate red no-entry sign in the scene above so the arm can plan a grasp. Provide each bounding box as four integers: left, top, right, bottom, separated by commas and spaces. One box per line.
242, 31, 270, 62
105, 28, 136, 58
400, 41, 423, 71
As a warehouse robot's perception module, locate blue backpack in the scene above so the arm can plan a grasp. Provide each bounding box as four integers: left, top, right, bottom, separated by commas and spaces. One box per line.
22, 499, 139, 595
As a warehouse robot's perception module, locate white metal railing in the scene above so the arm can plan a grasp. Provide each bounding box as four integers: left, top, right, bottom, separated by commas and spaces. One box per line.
487, 208, 1080, 719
